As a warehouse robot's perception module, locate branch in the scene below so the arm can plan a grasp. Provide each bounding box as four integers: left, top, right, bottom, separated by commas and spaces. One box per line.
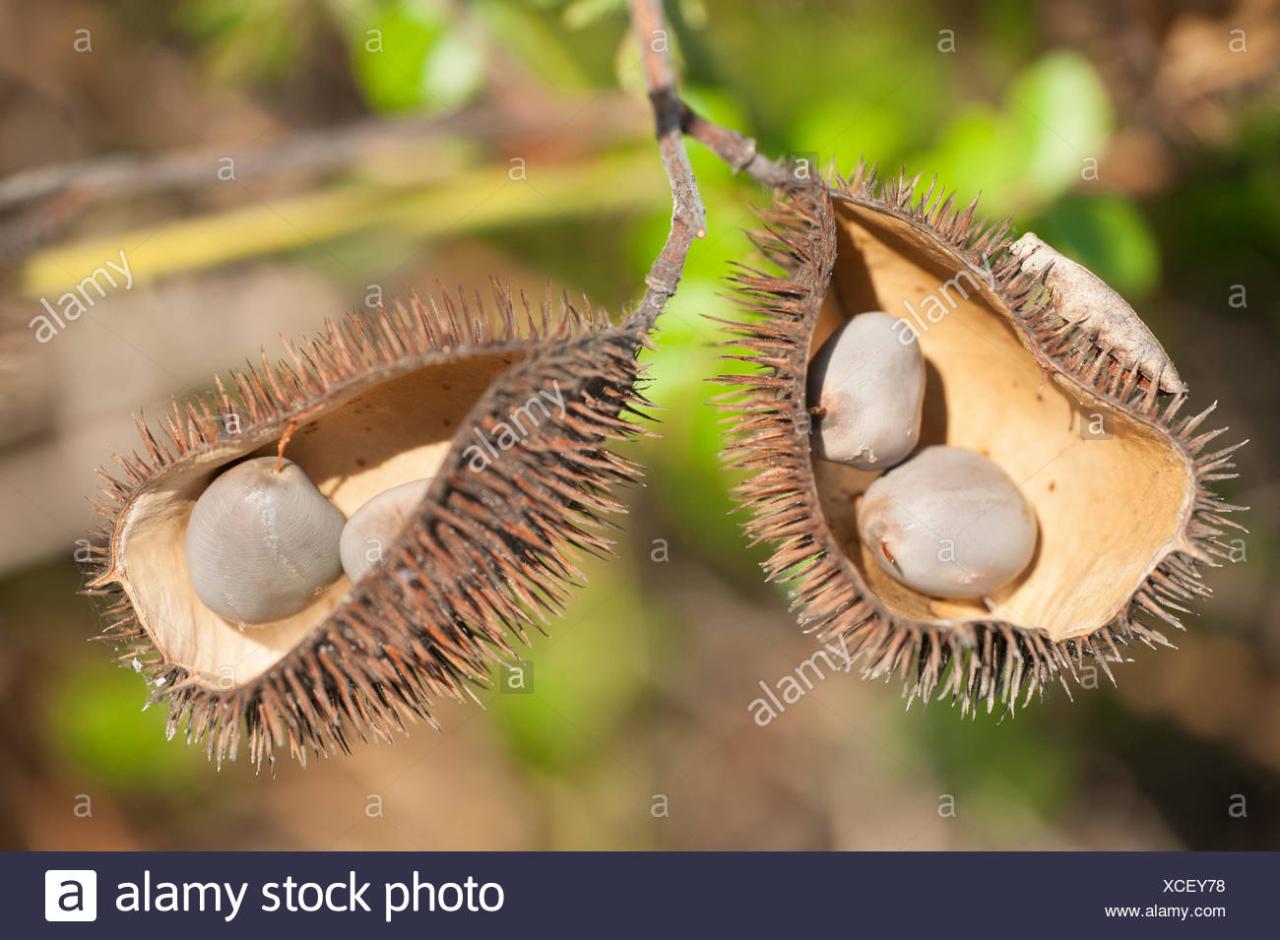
626, 0, 707, 333
0, 96, 646, 269
624, 0, 804, 334
678, 104, 793, 188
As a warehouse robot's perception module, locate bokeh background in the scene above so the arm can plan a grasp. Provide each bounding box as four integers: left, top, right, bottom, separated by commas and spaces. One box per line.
1, 0, 1278, 850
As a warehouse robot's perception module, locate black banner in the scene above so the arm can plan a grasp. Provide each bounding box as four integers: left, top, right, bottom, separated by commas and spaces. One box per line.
7, 851, 1276, 937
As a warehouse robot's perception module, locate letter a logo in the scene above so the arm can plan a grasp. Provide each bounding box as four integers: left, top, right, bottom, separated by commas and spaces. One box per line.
45, 870, 98, 922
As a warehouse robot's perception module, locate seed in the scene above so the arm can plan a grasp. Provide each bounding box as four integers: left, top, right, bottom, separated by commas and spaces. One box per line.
856, 445, 1038, 599
339, 478, 433, 583
185, 456, 346, 624
807, 311, 925, 470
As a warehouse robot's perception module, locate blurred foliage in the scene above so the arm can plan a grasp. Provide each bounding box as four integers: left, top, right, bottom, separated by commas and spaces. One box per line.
47, 660, 202, 793
919, 51, 1112, 214
1030, 195, 1160, 299
486, 555, 664, 772
914, 706, 1078, 827
1153, 114, 1280, 292
176, 0, 308, 83
348, 0, 485, 112
161, 0, 1160, 294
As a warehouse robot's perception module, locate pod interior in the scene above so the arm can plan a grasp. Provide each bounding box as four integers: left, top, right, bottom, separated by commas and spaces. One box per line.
106, 352, 518, 689
812, 197, 1196, 641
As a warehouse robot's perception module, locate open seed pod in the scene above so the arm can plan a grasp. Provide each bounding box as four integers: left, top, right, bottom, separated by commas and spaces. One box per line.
720, 167, 1245, 713
84, 287, 650, 768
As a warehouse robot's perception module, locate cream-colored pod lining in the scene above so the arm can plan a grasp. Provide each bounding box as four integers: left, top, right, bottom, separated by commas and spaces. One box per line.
811, 200, 1195, 641
106, 353, 515, 689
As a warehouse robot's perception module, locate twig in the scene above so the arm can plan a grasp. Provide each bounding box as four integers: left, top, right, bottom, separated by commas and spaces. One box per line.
0, 98, 644, 215
624, 0, 804, 335
21, 151, 665, 297
0, 96, 646, 268
679, 104, 793, 188
626, 0, 707, 333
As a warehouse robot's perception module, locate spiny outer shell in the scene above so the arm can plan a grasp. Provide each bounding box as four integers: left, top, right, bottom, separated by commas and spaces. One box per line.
84, 287, 652, 769
716, 167, 1244, 715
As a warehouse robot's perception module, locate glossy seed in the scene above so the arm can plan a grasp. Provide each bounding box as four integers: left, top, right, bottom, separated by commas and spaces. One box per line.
807, 311, 925, 469
339, 478, 433, 583
856, 446, 1038, 599
185, 457, 346, 624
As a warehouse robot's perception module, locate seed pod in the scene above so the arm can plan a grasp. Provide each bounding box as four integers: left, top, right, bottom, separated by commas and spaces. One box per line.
720, 166, 1244, 713
186, 457, 346, 624
84, 287, 650, 768
339, 478, 433, 583
856, 446, 1038, 599
807, 311, 924, 469
1009, 233, 1184, 394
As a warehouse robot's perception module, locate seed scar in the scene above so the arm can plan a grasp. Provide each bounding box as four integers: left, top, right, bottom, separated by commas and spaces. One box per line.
879, 538, 901, 572
275, 420, 298, 474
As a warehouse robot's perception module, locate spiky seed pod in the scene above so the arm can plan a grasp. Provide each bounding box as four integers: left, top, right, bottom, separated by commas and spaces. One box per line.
718, 166, 1245, 713
84, 286, 651, 769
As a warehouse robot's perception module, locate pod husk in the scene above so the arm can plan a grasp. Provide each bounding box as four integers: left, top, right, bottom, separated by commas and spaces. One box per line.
85, 287, 650, 768
719, 167, 1245, 713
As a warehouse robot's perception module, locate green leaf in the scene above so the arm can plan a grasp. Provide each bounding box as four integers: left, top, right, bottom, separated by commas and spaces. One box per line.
350, 1, 482, 113
922, 105, 1019, 212
1008, 51, 1112, 202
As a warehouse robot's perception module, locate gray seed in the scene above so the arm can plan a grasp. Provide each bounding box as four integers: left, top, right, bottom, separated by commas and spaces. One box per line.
186, 457, 346, 624
808, 311, 925, 470
339, 478, 433, 583
856, 446, 1038, 599
1010, 232, 1184, 394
